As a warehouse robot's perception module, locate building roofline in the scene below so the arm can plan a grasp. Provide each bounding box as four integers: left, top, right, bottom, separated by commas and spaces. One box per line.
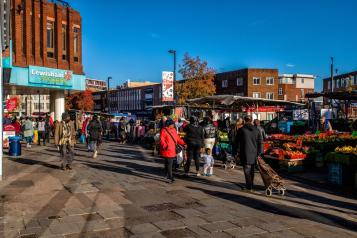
322, 71, 357, 81
215, 68, 278, 76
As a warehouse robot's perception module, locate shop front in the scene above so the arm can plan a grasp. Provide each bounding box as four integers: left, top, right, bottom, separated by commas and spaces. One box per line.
4, 63, 85, 121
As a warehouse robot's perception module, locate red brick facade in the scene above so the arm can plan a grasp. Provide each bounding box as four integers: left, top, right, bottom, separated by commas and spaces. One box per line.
8, 0, 83, 75
323, 71, 357, 93
278, 84, 314, 102
215, 68, 278, 100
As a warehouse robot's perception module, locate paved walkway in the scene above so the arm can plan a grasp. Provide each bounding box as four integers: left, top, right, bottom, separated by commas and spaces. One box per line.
0, 141, 356, 238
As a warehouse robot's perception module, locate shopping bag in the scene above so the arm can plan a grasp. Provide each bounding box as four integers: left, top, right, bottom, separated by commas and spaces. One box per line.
177, 151, 184, 165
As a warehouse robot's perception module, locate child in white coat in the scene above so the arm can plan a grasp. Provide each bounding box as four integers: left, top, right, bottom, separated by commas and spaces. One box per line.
203, 148, 214, 176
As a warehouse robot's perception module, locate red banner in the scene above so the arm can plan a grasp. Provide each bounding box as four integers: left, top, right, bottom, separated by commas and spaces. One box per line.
6, 98, 18, 111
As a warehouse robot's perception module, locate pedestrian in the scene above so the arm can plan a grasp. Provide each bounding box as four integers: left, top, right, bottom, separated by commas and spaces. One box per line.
137, 121, 146, 143
55, 112, 76, 170
37, 117, 46, 146
118, 117, 127, 144
184, 116, 204, 176
160, 118, 186, 183
105, 118, 111, 140
87, 115, 103, 159
44, 117, 51, 144
230, 118, 244, 158
23, 117, 34, 148
254, 119, 267, 141
203, 148, 214, 176
12, 117, 21, 136
236, 116, 263, 191
202, 117, 218, 153
319, 116, 333, 132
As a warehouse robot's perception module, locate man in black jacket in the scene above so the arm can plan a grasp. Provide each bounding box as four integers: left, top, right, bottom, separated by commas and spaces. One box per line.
236, 116, 263, 191
87, 115, 103, 159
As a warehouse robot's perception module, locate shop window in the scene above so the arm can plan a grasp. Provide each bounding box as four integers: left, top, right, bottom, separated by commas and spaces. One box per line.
73, 27, 80, 62
253, 77, 261, 85
266, 77, 274, 85
47, 20, 55, 58
267, 113, 275, 121
62, 24, 67, 60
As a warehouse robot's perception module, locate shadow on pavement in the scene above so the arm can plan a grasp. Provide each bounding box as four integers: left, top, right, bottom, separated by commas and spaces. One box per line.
187, 186, 357, 232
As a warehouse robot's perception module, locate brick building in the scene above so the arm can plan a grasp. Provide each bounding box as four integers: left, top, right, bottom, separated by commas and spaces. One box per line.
3, 0, 85, 120
323, 71, 357, 92
9, 0, 83, 74
278, 74, 315, 102
86, 78, 107, 92
215, 68, 279, 100
93, 83, 162, 119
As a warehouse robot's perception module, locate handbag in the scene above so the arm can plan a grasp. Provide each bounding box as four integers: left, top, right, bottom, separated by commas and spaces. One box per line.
165, 128, 182, 154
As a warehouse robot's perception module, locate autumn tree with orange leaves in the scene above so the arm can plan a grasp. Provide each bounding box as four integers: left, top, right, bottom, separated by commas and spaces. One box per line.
65, 90, 94, 111
176, 53, 216, 104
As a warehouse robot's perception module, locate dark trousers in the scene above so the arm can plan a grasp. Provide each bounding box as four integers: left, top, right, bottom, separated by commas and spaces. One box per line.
164, 158, 175, 180
60, 144, 74, 166
243, 164, 255, 190
185, 145, 201, 173
38, 131, 45, 145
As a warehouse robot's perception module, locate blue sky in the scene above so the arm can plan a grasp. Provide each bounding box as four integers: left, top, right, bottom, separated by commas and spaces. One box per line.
71, 0, 357, 91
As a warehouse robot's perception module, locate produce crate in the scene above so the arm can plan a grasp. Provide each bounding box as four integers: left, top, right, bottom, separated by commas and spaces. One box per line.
279, 159, 304, 172
327, 163, 343, 185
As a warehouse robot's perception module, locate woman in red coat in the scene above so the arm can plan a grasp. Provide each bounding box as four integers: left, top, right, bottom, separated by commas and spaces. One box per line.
160, 118, 186, 183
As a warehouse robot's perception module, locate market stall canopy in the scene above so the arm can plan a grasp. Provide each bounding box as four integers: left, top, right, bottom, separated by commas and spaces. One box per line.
186, 95, 305, 108
306, 91, 357, 101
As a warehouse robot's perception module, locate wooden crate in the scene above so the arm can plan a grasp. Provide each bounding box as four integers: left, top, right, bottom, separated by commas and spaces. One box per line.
280, 159, 304, 172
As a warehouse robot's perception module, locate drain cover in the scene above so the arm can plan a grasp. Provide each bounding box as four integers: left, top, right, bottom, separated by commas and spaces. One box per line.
143, 203, 181, 212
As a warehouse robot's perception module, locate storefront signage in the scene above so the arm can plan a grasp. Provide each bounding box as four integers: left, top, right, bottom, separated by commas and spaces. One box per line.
29, 66, 73, 88
162, 71, 174, 102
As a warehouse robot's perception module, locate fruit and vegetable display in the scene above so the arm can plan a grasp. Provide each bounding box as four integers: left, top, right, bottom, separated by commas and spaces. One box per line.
218, 131, 229, 142
334, 146, 357, 155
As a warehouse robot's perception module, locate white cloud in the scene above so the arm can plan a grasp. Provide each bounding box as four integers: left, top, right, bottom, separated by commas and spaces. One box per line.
286, 63, 295, 68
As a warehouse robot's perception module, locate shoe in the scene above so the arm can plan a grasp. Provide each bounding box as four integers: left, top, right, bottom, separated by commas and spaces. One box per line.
93, 151, 98, 159
183, 173, 189, 178
66, 165, 73, 170
196, 173, 201, 177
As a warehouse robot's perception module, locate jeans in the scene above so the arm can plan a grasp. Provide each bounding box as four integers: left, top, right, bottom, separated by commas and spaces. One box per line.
89, 140, 97, 153
185, 144, 201, 173
60, 144, 74, 166
243, 164, 255, 190
164, 158, 175, 180
38, 131, 46, 145
25, 136, 33, 144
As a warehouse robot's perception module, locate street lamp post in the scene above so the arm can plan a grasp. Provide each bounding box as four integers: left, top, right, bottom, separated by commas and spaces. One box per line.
37, 90, 40, 119
168, 49, 176, 104
107, 76, 112, 113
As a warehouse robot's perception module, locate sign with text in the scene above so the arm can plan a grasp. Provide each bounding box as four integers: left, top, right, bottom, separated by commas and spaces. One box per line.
162, 71, 174, 102
29, 66, 73, 88
6, 98, 17, 111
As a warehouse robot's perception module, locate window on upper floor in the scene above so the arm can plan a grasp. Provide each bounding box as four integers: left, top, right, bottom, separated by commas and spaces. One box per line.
236, 77, 243, 86
266, 77, 274, 85
252, 92, 261, 98
253, 77, 261, 85
73, 27, 80, 62
47, 20, 55, 58
301, 78, 304, 84
222, 80, 228, 88
62, 24, 67, 60
278, 87, 283, 95
266, 92, 274, 100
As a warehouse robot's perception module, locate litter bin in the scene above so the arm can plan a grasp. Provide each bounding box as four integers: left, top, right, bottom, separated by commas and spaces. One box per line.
9, 136, 22, 156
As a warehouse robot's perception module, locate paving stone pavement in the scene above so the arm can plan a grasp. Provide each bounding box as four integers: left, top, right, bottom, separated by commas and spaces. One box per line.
0, 141, 357, 238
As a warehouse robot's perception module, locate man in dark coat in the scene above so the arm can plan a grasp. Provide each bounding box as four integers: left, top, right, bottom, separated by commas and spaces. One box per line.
236, 116, 263, 191
87, 115, 103, 159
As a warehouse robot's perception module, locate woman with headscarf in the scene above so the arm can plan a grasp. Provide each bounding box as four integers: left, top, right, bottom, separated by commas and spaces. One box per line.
184, 116, 204, 176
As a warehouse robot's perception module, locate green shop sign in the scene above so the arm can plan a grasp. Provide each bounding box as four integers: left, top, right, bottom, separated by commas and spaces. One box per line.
29, 66, 73, 88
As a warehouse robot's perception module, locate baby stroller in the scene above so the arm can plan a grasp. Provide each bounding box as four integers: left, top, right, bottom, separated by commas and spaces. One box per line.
257, 156, 286, 196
